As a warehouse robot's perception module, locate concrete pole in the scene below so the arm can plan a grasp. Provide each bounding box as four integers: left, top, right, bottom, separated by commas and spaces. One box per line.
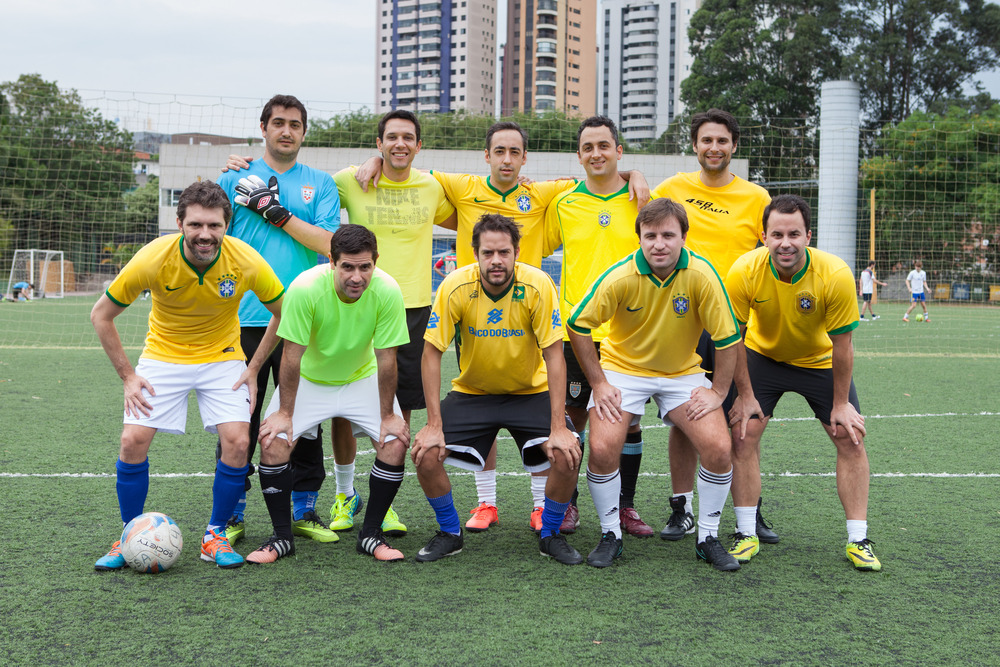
817, 81, 861, 274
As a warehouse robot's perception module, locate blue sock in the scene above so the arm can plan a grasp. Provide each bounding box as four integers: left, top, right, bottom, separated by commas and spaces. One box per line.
427, 491, 461, 535
540, 496, 570, 539
232, 494, 246, 522
208, 460, 249, 536
291, 491, 318, 521
115, 458, 149, 525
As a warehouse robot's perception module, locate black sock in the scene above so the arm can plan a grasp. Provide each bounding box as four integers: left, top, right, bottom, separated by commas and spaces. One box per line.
258, 463, 293, 541
571, 436, 586, 505
619, 430, 643, 508
361, 459, 403, 537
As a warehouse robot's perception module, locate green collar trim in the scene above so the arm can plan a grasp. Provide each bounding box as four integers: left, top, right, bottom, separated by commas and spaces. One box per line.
178, 235, 221, 285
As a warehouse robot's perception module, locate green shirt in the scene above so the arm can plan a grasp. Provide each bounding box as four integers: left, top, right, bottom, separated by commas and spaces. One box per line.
277, 265, 408, 385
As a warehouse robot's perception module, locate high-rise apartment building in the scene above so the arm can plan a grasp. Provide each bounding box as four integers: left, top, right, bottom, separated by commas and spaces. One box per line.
376, 0, 498, 114
600, 0, 699, 146
501, 0, 597, 116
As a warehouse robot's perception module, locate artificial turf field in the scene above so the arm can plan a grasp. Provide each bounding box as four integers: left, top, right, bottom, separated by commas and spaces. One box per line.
1, 297, 999, 665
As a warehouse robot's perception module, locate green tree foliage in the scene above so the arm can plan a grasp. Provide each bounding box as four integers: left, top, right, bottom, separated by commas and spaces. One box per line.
861, 105, 1000, 277
679, 0, 841, 185
0, 74, 135, 272
843, 0, 1000, 126
122, 176, 160, 238
305, 109, 584, 153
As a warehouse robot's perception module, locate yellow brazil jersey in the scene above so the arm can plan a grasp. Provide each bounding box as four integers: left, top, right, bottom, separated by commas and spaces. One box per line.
106, 234, 284, 364
652, 171, 770, 278
544, 182, 645, 342
725, 246, 859, 369
431, 171, 575, 269
569, 248, 740, 378
335, 166, 455, 308
424, 262, 563, 395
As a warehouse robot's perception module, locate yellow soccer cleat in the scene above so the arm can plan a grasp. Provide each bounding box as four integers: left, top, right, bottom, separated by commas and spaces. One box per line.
846, 539, 882, 571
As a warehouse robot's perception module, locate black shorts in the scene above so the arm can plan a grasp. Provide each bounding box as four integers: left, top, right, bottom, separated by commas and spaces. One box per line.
862, 293, 873, 302
745, 348, 860, 425
396, 306, 430, 411
564, 341, 599, 409
440, 391, 578, 472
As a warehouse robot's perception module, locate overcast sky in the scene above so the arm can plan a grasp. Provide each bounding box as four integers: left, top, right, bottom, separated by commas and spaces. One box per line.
2, 0, 997, 134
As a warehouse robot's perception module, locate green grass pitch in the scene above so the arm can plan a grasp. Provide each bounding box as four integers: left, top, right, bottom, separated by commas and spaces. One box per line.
1, 299, 999, 665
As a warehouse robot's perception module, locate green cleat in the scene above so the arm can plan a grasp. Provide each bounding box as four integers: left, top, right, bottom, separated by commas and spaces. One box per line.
381, 505, 407, 537
292, 510, 340, 542
224, 518, 245, 545
330, 492, 364, 531
846, 539, 882, 571
728, 532, 760, 563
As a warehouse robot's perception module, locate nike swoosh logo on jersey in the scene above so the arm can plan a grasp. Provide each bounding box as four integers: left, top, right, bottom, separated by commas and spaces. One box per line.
165, 285, 184, 291
564, 198, 578, 204
392, 228, 406, 234
473, 197, 490, 203
754, 298, 770, 303
626, 306, 643, 312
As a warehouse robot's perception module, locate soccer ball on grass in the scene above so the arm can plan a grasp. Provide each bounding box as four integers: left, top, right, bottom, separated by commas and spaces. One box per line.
915, 313, 924, 322
121, 512, 183, 573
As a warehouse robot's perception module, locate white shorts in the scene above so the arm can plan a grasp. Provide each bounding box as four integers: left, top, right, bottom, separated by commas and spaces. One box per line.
123, 359, 251, 435
263, 373, 403, 443
589, 369, 711, 427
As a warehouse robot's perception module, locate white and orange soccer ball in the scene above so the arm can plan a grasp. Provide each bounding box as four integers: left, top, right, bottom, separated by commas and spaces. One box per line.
121, 512, 183, 573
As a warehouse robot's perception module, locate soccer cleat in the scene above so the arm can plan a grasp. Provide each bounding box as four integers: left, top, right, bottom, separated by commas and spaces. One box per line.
728, 532, 760, 563
620, 506, 654, 537
873, 315, 880, 320
466, 502, 499, 532
902, 315, 909, 322
415, 530, 464, 562
539, 534, 583, 565
224, 518, 245, 545
330, 492, 364, 531
381, 505, 407, 537
586, 531, 623, 568
696, 535, 741, 571
923, 315, 930, 322
559, 503, 580, 534
846, 539, 882, 571
660, 495, 695, 541
200, 529, 244, 568
292, 510, 339, 543
356, 531, 405, 562
756, 498, 780, 544
530, 506, 543, 533
246, 535, 295, 564
94, 540, 127, 571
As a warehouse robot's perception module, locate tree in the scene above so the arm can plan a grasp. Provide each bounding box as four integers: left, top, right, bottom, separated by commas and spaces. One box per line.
122, 175, 160, 239
861, 104, 1000, 278
0, 74, 135, 272
843, 0, 1000, 126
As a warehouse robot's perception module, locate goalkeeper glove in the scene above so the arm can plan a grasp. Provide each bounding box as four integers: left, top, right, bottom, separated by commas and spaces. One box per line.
234, 175, 292, 227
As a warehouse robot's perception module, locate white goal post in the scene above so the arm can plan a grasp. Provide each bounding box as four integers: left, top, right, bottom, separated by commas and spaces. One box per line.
5, 249, 65, 299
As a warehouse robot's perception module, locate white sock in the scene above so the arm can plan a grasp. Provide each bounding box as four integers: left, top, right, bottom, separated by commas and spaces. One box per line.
335, 462, 355, 497
680, 491, 694, 515
696, 465, 733, 542
475, 470, 497, 505
846, 519, 868, 543
587, 467, 622, 538
530, 474, 547, 509
735, 506, 757, 536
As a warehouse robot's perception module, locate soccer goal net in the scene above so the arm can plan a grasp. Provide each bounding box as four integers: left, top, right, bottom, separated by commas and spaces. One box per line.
6, 249, 65, 300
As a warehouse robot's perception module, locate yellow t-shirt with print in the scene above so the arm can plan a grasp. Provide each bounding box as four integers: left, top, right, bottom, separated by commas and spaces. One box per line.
106, 234, 284, 364
432, 171, 575, 268
335, 166, 455, 308
569, 248, 739, 378
725, 246, 859, 369
424, 262, 563, 395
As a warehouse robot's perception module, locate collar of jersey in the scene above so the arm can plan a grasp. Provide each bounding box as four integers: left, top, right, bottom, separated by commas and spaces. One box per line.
478, 264, 517, 303
178, 235, 222, 284
572, 180, 629, 201
486, 176, 520, 201
768, 247, 811, 283
634, 247, 689, 288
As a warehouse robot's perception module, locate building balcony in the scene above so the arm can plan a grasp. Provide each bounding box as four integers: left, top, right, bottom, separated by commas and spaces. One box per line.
624, 7, 658, 22
537, 0, 558, 15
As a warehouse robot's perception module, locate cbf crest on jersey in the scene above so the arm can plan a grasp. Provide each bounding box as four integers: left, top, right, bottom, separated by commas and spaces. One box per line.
796, 291, 817, 314
301, 185, 315, 203
513, 286, 525, 301
598, 210, 612, 228
516, 194, 531, 212
673, 293, 690, 316
218, 273, 238, 298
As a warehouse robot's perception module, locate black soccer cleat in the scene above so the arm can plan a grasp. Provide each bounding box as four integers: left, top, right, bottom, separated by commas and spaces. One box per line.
539, 534, 583, 565
756, 497, 780, 544
696, 535, 741, 572
415, 530, 464, 562
660, 495, 695, 541
586, 530, 623, 568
